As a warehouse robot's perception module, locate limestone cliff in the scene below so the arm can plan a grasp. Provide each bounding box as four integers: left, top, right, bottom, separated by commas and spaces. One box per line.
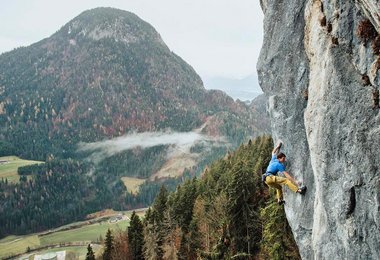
258, 0, 380, 259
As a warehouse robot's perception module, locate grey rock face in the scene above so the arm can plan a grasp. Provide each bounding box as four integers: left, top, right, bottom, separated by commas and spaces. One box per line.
258, 0, 380, 259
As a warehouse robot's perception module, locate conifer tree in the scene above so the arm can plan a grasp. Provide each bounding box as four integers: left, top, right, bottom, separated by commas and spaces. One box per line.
186, 218, 202, 259
260, 202, 301, 260
103, 228, 114, 260
177, 233, 189, 260
176, 221, 201, 260
152, 185, 169, 259
143, 207, 157, 259
128, 211, 144, 260
152, 185, 168, 223
162, 204, 180, 259
143, 207, 153, 226
143, 221, 160, 260
227, 160, 260, 255
86, 244, 96, 260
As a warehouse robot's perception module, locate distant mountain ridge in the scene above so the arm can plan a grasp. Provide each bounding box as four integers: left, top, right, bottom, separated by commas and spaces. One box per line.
203, 74, 263, 101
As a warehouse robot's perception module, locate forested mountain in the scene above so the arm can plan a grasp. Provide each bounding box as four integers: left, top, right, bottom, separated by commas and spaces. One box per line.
0, 7, 269, 238
0, 7, 266, 161
99, 136, 301, 259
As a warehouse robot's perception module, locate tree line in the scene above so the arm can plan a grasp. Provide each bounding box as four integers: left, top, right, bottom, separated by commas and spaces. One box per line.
0, 159, 180, 238
89, 136, 301, 259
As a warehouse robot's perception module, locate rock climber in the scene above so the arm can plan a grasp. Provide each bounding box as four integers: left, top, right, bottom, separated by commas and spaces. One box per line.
263, 141, 306, 204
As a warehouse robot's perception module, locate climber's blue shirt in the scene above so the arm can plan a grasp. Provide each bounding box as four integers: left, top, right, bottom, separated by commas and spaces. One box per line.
266, 154, 285, 175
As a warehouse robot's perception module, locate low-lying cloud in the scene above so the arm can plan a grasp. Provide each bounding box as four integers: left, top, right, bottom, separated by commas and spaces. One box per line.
77, 131, 226, 163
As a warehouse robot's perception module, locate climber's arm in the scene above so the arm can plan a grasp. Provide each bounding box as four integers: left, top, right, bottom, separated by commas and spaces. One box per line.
283, 171, 299, 185
272, 141, 283, 155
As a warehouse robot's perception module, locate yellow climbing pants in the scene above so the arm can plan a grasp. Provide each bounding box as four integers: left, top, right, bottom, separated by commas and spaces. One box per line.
265, 175, 298, 200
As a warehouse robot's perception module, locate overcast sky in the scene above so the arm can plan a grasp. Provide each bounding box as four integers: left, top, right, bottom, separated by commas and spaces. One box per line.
0, 0, 263, 80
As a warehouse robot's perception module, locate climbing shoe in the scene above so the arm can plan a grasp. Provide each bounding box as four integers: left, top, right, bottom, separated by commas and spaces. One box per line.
277, 199, 285, 205
298, 186, 307, 195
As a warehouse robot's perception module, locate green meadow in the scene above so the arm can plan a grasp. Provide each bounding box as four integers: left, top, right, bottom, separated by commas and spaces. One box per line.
0, 156, 43, 183
0, 214, 132, 259
39, 218, 130, 245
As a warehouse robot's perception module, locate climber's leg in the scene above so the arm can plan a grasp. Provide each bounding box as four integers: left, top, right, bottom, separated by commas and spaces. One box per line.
273, 176, 299, 193
265, 175, 284, 201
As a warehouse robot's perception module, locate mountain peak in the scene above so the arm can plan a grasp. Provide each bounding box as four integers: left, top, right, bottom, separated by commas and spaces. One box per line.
55, 7, 165, 45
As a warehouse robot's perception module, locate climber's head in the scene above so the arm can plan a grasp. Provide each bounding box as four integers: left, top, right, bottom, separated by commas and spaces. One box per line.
277, 152, 286, 163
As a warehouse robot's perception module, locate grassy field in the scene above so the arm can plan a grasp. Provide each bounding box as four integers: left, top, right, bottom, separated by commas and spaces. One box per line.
0, 235, 40, 259
0, 156, 43, 183
0, 212, 134, 259
121, 176, 146, 194
150, 153, 196, 180
39, 218, 130, 245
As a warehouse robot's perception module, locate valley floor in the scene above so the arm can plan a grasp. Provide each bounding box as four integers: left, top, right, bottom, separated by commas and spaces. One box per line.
0, 208, 146, 259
